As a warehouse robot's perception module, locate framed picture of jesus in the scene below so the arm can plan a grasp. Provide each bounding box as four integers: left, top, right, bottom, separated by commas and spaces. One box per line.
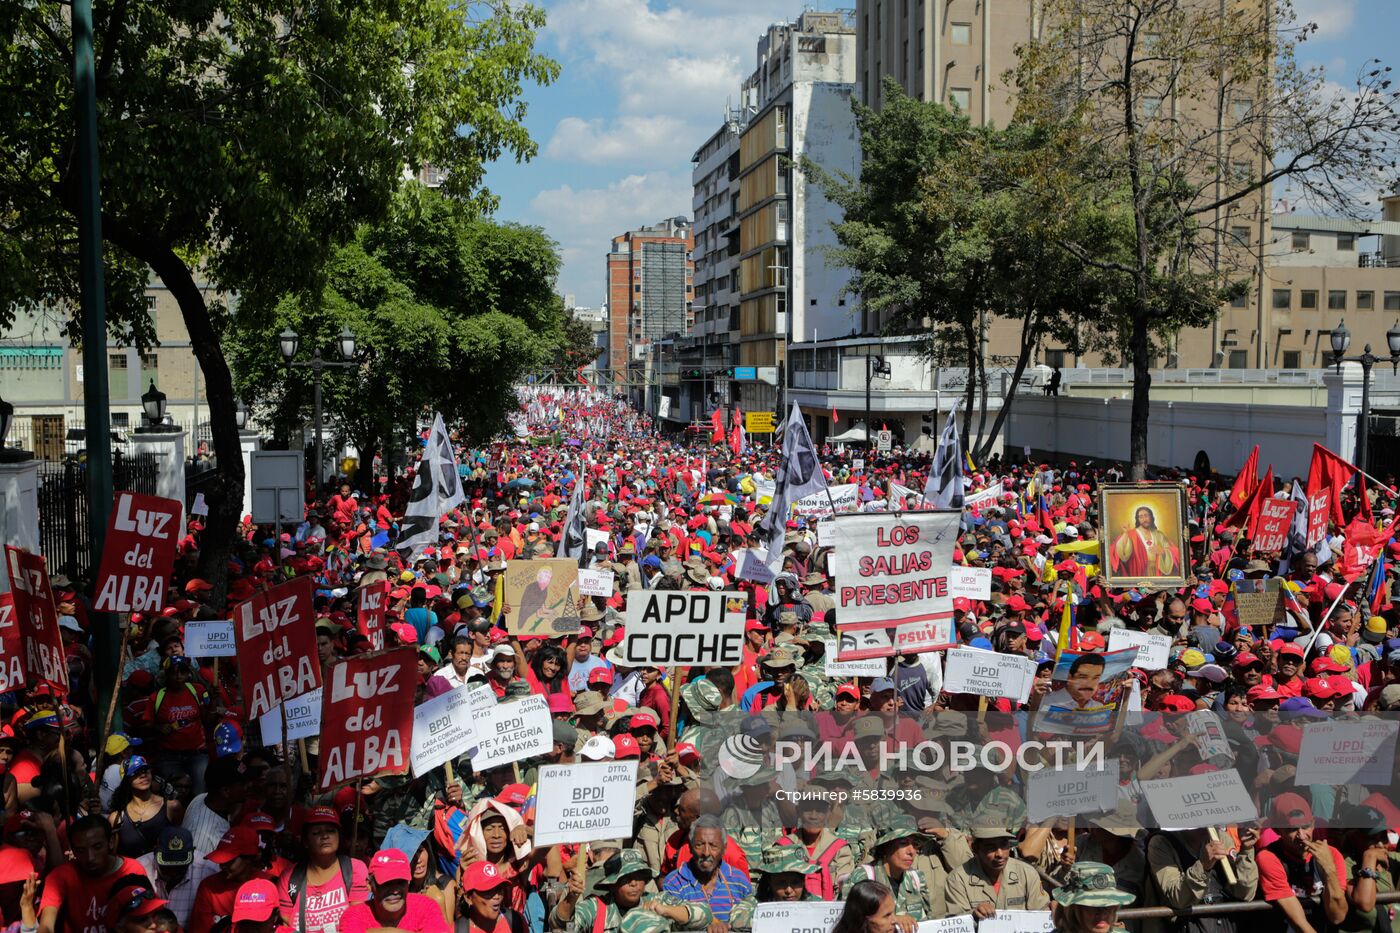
1100, 483, 1189, 590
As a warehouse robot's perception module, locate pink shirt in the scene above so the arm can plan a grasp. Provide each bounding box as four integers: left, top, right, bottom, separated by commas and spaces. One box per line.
339, 893, 450, 933
278, 859, 371, 933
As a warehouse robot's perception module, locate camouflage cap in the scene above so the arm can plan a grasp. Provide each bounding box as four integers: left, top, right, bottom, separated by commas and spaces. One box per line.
755, 847, 818, 876
598, 849, 655, 886
873, 814, 928, 849
1052, 862, 1136, 907
681, 679, 723, 722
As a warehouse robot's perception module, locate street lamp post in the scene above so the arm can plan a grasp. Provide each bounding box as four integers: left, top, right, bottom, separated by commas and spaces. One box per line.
280, 325, 358, 494
864, 351, 891, 450
1330, 319, 1400, 472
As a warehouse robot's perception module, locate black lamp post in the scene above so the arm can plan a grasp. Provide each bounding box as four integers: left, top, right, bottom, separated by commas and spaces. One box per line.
140, 380, 168, 427
234, 397, 248, 431
864, 352, 891, 450
280, 325, 358, 492
1330, 319, 1400, 471
0, 393, 30, 462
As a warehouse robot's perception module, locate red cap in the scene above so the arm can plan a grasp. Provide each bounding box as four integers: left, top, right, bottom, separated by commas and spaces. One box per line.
588, 667, 615, 686
106, 886, 168, 928
231, 879, 279, 923
1257, 724, 1303, 755
389, 622, 418, 645
239, 811, 277, 832
1309, 657, 1348, 675
628, 711, 659, 731
1190, 597, 1214, 614
462, 860, 509, 893
1269, 792, 1314, 827
1157, 694, 1197, 712
1277, 643, 1305, 659
613, 734, 641, 758
497, 783, 531, 807
184, 578, 214, 593
369, 848, 413, 883
1004, 595, 1030, 613
835, 683, 861, 701
1233, 652, 1262, 667
1246, 684, 1283, 702
1077, 632, 1106, 652
676, 742, 701, 766
745, 619, 767, 632
302, 805, 340, 829
1304, 675, 1349, 699
207, 826, 260, 864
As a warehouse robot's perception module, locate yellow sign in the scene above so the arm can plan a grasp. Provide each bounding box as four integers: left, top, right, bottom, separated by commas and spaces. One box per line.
745, 411, 775, 434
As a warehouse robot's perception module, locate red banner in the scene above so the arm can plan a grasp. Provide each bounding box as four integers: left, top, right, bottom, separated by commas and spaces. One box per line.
93, 491, 183, 613
233, 576, 320, 720
318, 647, 416, 790
356, 581, 388, 651
1250, 498, 1298, 553
4, 548, 68, 695
0, 592, 25, 693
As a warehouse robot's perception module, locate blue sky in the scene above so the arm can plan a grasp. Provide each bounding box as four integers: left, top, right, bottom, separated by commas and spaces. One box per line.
484, 0, 1400, 307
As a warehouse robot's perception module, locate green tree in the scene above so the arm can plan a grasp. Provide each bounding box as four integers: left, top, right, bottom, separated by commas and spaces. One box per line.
0, 0, 557, 598
228, 185, 576, 482
1014, 0, 1399, 477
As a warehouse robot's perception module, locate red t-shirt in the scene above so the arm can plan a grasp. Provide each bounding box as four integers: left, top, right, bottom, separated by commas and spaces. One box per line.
189, 870, 275, 933
150, 683, 208, 752
8, 750, 41, 791
1257, 841, 1347, 902
39, 857, 148, 933
278, 859, 370, 933
339, 892, 450, 933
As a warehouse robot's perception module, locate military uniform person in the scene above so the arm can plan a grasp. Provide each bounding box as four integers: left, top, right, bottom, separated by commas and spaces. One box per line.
944, 825, 1050, 916
729, 848, 821, 931
553, 850, 712, 933
1051, 862, 1136, 933
840, 817, 942, 921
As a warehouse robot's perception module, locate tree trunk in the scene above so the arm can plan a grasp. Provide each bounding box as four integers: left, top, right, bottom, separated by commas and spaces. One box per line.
1129, 300, 1152, 480
975, 312, 1038, 463
961, 323, 976, 445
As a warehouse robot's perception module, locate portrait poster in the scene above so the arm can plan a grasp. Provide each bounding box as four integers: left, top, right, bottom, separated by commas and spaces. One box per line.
1036, 647, 1139, 736
1100, 483, 1188, 589
503, 558, 582, 638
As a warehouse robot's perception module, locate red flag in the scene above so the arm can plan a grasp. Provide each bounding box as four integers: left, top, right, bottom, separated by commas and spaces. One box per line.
832, 407, 839, 424
710, 407, 724, 444
729, 424, 743, 456
1228, 445, 1259, 509
732, 406, 743, 428
1243, 466, 1275, 539
318, 647, 417, 790
1357, 473, 1374, 523
4, 548, 67, 695
93, 491, 183, 614
1337, 515, 1397, 581
1222, 465, 1272, 532
357, 580, 389, 651
233, 576, 321, 721
1305, 443, 1358, 544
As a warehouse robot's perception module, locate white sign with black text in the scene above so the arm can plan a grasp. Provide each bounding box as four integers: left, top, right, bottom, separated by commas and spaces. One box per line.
1295, 719, 1399, 785
946, 566, 991, 601
620, 591, 747, 666
751, 901, 846, 933
532, 760, 639, 846
468, 690, 553, 770
1108, 629, 1172, 671
1141, 768, 1258, 830
410, 685, 479, 776
1026, 766, 1120, 821
184, 620, 237, 658
942, 647, 1036, 703
577, 569, 614, 598
259, 688, 323, 745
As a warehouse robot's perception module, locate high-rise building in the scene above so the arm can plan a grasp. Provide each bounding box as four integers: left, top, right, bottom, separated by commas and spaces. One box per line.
604, 218, 694, 372
732, 11, 860, 413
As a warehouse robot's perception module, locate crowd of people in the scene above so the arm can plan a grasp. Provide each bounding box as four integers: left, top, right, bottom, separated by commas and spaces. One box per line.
1, 388, 1398, 933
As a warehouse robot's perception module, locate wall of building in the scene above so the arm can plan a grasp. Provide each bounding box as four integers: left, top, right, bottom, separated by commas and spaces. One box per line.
792, 80, 860, 343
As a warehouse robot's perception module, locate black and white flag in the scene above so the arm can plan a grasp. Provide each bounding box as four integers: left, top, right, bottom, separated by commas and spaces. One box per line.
922, 408, 965, 509
396, 413, 464, 560
557, 473, 589, 566
763, 404, 828, 564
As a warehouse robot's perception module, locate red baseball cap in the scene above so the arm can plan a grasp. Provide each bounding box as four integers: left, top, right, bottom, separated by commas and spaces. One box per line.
496, 783, 530, 807
368, 848, 412, 883
1077, 632, 1106, 652
628, 711, 659, 731
613, 734, 641, 758
588, 667, 615, 686
239, 811, 277, 832
1309, 657, 1348, 675
207, 826, 260, 864
1257, 724, 1303, 755
1276, 643, 1305, 659
462, 860, 509, 894
1269, 792, 1314, 827
1157, 694, 1196, 713
1246, 684, 1283, 702
231, 879, 279, 923
675, 742, 701, 767
835, 683, 861, 701
1233, 652, 1262, 668
302, 805, 341, 829
1004, 595, 1031, 613
106, 886, 168, 929
1190, 597, 1214, 614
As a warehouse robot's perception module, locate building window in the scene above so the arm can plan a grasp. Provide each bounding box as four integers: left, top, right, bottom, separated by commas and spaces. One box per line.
1385, 291, 1400, 311
1272, 289, 1291, 310
1230, 98, 1251, 121
1291, 231, 1310, 251
901, 40, 908, 80
1282, 350, 1301, 369
1229, 160, 1251, 183
1357, 290, 1374, 311
1337, 233, 1356, 251
1328, 290, 1347, 310
951, 22, 971, 45
1230, 291, 1248, 309
1045, 349, 1067, 368
1300, 290, 1318, 309
111, 412, 130, 428
1228, 350, 1248, 369
1230, 226, 1251, 247
949, 87, 971, 111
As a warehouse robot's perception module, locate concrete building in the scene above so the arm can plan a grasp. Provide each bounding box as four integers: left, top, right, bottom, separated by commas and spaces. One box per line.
604, 218, 694, 373
734, 11, 860, 415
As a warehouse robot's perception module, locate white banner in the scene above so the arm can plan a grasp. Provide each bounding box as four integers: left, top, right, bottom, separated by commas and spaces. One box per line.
532, 760, 639, 846
259, 688, 322, 744
964, 483, 1005, 510
824, 640, 888, 677
1295, 719, 1399, 785
1026, 767, 1119, 821
792, 484, 859, 519
946, 567, 991, 601
836, 627, 894, 661
410, 685, 479, 776
468, 691, 553, 770
1107, 629, 1172, 671
893, 618, 956, 655
827, 511, 960, 632
577, 569, 614, 598
817, 520, 836, 547
977, 912, 1054, 933
752, 901, 846, 933
1141, 769, 1258, 830
916, 918, 975, 933
585, 529, 609, 553
620, 591, 746, 666
942, 647, 1036, 703
184, 620, 236, 658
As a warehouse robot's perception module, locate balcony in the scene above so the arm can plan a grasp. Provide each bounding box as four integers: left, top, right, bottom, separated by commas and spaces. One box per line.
1359, 253, 1400, 268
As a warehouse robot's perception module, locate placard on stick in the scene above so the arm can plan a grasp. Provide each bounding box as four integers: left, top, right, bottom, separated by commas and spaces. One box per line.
1233, 578, 1283, 628
532, 760, 639, 845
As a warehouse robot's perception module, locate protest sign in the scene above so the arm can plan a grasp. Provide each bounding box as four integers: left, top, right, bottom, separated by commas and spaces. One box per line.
1037, 647, 1138, 736
1295, 719, 1399, 785
915, 918, 975, 933
1108, 629, 1172, 671
533, 760, 639, 845
259, 688, 322, 745
964, 483, 1005, 510
1186, 711, 1234, 766
1233, 578, 1284, 628
469, 691, 553, 769
943, 647, 1036, 703
184, 620, 237, 658
191, 492, 209, 516
824, 640, 888, 677
754, 479, 776, 504
5, 547, 67, 694
0, 593, 23, 693
577, 569, 614, 598
93, 491, 182, 613
738, 549, 776, 584
620, 591, 747, 666
319, 648, 417, 789
852, 458, 865, 472
947, 566, 991, 601
977, 912, 1054, 933
1253, 499, 1298, 552
585, 528, 609, 553
836, 627, 894, 661
827, 511, 959, 632
233, 576, 320, 720
411, 685, 480, 776
894, 618, 956, 655
503, 558, 581, 638
752, 901, 845, 933
357, 581, 388, 651
817, 520, 836, 547
1026, 766, 1119, 821
1141, 768, 1258, 829
791, 484, 858, 519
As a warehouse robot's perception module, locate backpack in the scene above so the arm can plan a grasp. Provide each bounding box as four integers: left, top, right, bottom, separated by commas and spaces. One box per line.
283, 856, 353, 933
775, 834, 849, 900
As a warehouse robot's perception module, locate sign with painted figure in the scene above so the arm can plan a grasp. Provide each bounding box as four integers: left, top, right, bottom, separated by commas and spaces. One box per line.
184, 620, 237, 658
233, 575, 320, 721
1295, 719, 1399, 785
620, 591, 747, 666
1035, 648, 1139, 736
469, 690, 553, 770
319, 648, 417, 789
93, 491, 183, 613
943, 647, 1036, 703
826, 511, 960, 632
1140, 768, 1258, 830
835, 626, 894, 662
1101, 483, 1188, 589
259, 688, 323, 745
410, 685, 479, 776
1026, 766, 1119, 821
532, 760, 639, 845
502, 557, 581, 638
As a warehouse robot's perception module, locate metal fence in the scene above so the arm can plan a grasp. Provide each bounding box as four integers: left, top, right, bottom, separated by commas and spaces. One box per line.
38, 451, 160, 582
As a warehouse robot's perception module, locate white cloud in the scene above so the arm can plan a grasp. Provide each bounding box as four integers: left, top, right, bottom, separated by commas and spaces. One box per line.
530, 172, 694, 302
1293, 0, 1355, 40
544, 114, 692, 164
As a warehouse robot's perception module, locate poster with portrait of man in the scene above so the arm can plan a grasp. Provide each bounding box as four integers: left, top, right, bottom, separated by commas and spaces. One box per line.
503, 558, 582, 638
1100, 483, 1188, 590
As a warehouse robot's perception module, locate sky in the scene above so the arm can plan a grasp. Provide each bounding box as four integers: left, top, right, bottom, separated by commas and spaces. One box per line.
484, 0, 1400, 308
